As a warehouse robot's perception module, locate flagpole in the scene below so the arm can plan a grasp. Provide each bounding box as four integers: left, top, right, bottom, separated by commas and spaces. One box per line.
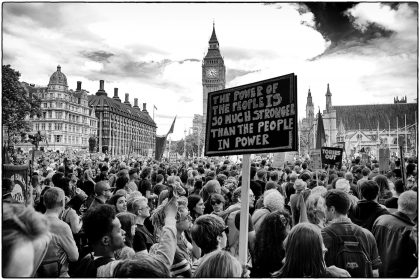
405, 114, 407, 154
396, 117, 399, 155
153, 105, 156, 121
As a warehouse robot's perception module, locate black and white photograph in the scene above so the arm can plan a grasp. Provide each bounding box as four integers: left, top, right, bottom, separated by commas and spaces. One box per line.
2, 1, 418, 278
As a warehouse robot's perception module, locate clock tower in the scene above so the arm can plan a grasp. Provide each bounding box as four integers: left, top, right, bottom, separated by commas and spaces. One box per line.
202, 23, 226, 128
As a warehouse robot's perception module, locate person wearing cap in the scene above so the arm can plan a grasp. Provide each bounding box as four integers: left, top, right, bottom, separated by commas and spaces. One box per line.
88, 181, 113, 210
289, 179, 311, 226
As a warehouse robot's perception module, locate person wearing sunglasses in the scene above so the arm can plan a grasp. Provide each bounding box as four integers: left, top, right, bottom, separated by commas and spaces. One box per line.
210, 193, 225, 215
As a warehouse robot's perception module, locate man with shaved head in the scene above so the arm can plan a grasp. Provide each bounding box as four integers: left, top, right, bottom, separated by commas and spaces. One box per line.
88, 181, 112, 210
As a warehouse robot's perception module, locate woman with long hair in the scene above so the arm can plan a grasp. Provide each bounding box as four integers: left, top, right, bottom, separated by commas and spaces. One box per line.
115, 212, 136, 260
187, 194, 205, 223
273, 223, 350, 278
373, 175, 392, 204
194, 250, 242, 278
251, 210, 291, 278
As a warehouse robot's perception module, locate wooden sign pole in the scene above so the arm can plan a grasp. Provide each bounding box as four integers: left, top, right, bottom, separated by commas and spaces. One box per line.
238, 154, 251, 267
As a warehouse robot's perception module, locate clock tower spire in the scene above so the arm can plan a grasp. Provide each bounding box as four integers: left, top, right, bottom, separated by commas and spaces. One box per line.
202, 22, 226, 130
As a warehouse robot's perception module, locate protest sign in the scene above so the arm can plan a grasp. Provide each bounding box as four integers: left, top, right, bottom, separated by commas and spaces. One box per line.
204, 73, 298, 156
272, 152, 286, 169
321, 147, 343, 166
309, 149, 322, 170
379, 148, 390, 172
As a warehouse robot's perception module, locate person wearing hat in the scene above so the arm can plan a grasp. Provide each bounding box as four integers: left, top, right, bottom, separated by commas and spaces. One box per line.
289, 179, 311, 226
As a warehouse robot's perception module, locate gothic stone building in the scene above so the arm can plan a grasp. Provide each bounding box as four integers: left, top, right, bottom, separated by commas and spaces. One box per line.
26, 66, 98, 152
88, 81, 156, 156
300, 84, 417, 157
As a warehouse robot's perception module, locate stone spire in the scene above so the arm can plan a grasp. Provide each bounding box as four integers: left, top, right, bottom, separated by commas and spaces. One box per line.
326, 83, 332, 112
306, 88, 314, 122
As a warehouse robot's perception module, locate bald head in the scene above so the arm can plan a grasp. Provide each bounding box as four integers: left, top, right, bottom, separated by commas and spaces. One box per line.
95, 181, 111, 196
398, 190, 417, 217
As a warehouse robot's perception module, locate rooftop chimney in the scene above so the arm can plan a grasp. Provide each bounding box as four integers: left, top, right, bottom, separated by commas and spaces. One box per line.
95, 80, 107, 96
142, 103, 148, 112
124, 93, 131, 107
133, 98, 140, 109
77, 81, 82, 91
112, 88, 121, 102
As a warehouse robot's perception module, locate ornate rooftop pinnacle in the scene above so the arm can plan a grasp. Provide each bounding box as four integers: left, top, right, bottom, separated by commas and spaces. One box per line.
326, 83, 332, 96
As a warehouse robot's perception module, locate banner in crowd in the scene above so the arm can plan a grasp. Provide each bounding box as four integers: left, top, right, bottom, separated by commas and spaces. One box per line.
321, 147, 343, 165
204, 73, 298, 156
379, 148, 390, 172
272, 152, 286, 169
155, 136, 167, 161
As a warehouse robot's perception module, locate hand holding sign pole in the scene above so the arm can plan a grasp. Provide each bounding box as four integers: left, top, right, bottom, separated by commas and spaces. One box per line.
204, 73, 298, 267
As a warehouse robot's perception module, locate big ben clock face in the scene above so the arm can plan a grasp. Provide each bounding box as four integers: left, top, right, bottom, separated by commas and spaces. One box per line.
206, 68, 218, 78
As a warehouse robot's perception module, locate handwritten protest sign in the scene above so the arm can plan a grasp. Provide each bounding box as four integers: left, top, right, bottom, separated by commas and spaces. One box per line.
272, 152, 286, 169
321, 147, 343, 165
309, 149, 322, 170
204, 74, 298, 156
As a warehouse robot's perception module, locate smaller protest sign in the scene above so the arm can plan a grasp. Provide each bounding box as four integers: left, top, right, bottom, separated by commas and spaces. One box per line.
309, 149, 322, 170
272, 152, 286, 169
321, 147, 343, 166
379, 148, 390, 172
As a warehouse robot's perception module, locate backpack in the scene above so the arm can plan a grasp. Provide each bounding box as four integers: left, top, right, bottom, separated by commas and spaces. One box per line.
323, 226, 373, 277
72, 253, 113, 278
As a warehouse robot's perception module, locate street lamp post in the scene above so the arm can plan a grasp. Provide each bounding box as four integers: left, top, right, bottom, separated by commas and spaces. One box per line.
183, 128, 187, 159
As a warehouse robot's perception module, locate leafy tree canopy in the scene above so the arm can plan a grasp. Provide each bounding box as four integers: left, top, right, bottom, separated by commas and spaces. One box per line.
2, 65, 42, 141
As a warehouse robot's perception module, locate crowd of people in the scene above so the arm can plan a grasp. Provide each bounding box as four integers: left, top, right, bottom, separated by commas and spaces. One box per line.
3, 152, 418, 277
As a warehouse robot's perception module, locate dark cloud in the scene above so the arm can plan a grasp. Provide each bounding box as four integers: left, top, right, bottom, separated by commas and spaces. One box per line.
226, 68, 260, 84
81, 50, 114, 63
302, 2, 395, 59
3, 3, 65, 30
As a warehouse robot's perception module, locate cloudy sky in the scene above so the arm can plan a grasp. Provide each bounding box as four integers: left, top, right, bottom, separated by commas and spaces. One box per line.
3, 2, 418, 140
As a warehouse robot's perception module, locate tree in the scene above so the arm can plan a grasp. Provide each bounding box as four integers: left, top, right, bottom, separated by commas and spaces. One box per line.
89, 136, 97, 153
2, 65, 42, 145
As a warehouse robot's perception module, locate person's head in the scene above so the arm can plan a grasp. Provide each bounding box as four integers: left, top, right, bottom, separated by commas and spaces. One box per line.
94, 181, 112, 200
140, 167, 151, 180
188, 194, 205, 219
269, 171, 279, 182
306, 194, 327, 226
250, 166, 257, 179
289, 172, 298, 183
257, 169, 267, 181
299, 173, 311, 184
107, 192, 128, 213
3, 204, 49, 277
293, 179, 307, 192
51, 172, 64, 187
43, 187, 65, 211
232, 187, 255, 207
394, 179, 405, 195
127, 196, 150, 218
361, 167, 370, 177
116, 212, 136, 247
325, 189, 351, 221
194, 249, 242, 278
344, 172, 354, 182
115, 176, 129, 192
156, 174, 164, 184
335, 178, 350, 193
279, 222, 326, 277
210, 193, 225, 213
113, 255, 170, 278
191, 214, 227, 254
398, 190, 417, 220
360, 180, 379, 201
83, 204, 126, 251
128, 168, 139, 180
263, 189, 284, 212
253, 210, 291, 273
176, 204, 192, 233
373, 175, 390, 195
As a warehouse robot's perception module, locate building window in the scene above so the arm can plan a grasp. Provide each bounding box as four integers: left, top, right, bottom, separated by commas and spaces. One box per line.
48, 123, 52, 130
41, 123, 45, 130
43, 112, 47, 119
48, 111, 52, 118
55, 135, 61, 143
57, 102, 62, 108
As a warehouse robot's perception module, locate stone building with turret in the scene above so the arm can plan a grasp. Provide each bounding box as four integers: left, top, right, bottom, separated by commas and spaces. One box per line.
300, 84, 417, 158
24, 65, 98, 152
88, 81, 157, 156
